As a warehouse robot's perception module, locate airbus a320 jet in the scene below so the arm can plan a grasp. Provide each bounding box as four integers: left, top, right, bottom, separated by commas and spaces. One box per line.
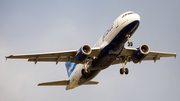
6, 11, 176, 90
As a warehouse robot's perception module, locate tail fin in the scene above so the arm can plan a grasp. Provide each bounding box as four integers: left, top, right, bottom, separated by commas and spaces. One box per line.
65, 62, 76, 77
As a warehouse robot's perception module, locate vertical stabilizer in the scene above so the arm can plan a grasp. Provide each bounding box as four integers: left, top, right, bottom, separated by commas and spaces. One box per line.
65, 62, 76, 77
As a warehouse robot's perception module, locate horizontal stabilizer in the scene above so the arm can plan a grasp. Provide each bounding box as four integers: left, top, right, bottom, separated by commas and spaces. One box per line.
84, 81, 99, 85
38, 80, 69, 86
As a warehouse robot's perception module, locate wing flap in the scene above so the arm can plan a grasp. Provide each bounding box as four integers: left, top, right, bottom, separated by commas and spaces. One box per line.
28, 57, 75, 62
38, 80, 69, 86
143, 56, 160, 61
148, 51, 176, 57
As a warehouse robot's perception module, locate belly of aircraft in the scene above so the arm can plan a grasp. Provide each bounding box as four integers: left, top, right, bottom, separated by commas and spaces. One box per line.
91, 20, 139, 69
77, 20, 140, 86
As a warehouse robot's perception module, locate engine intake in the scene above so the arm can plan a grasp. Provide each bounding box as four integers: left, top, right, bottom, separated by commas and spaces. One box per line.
74, 45, 91, 64
133, 44, 150, 63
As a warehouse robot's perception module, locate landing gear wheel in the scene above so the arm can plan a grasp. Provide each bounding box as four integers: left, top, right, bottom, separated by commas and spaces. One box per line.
125, 68, 129, 75
120, 68, 129, 75
120, 68, 124, 75
130, 42, 133, 46
126, 34, 133, 46
128, 42, 133, 46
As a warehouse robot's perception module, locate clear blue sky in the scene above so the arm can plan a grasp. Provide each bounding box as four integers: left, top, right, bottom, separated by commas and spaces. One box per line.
1, 0, 180, 101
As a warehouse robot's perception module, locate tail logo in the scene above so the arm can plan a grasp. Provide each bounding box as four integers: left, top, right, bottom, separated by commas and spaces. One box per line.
65, 62, 76, 77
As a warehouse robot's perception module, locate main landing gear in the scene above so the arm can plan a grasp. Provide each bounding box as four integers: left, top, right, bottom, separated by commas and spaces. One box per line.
120, 57, 129, 75
82, 61, 90, 75
126, 34, 133, 46
82, 69, 90, 75
120, 63, 129, 75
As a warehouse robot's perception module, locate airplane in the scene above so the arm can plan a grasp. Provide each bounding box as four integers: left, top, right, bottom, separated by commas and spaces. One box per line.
6, 11, 176, 90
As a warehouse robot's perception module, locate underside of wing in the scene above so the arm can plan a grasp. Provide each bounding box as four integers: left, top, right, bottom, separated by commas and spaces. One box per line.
38, 80, 70, 86
111, 47, 176, 65
6, 50, 77, 64
6, 47, 101, 64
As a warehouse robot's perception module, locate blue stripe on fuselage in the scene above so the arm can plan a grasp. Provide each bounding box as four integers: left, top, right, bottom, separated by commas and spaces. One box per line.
91, 20, 140, 69
78, 20, 139, 85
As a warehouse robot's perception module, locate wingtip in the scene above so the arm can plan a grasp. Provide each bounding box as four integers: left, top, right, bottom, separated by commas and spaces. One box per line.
173, 53, 177, 59
37, 83, 42, 86
5, 55, 13, 59
5, 56, 8, 61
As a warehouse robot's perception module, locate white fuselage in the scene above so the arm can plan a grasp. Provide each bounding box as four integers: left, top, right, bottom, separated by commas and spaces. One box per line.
66, 11, 140, 90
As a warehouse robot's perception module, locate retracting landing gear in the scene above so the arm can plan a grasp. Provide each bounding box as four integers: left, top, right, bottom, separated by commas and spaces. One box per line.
120, 56, 129, 75
82, 61, 90, 75
126, 34, 133, 46
82, 69, 90, 75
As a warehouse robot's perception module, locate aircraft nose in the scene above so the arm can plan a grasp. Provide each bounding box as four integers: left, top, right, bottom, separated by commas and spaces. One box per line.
129, 13, 140, 23
134, 13, 140, 22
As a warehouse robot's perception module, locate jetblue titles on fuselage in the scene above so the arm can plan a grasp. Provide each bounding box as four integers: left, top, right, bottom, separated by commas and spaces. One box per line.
102, 23, 114, 41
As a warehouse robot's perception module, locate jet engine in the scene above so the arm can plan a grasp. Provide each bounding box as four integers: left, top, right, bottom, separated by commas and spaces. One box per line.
132, 44, 150, 63
74, 45, 92, 64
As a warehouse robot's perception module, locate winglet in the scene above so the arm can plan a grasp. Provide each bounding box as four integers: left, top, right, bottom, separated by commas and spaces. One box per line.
5, 56, 8, 61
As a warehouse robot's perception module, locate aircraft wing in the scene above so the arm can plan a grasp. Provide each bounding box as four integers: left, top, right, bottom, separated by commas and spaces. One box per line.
111, 47, 176, 65
6, 47, 101, 64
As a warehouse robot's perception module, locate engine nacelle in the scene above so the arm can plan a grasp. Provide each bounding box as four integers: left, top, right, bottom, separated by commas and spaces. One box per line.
133, 44, 150, 63
74, 45, 92, 64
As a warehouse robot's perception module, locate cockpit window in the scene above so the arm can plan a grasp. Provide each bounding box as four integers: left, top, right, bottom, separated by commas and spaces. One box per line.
122, 12, 134, 18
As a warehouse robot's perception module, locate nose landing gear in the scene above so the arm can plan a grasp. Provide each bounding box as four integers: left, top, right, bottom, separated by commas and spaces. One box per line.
126, 34, 133, 46
128, 42, 133, 47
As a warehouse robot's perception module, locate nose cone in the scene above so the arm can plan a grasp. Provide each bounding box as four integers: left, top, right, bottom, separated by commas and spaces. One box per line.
127, 13, 140, 24
133, 13, 140, 22
117, 12, 141, 28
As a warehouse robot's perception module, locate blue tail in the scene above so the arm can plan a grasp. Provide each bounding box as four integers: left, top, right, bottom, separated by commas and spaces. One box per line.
65, 62, 76, 77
